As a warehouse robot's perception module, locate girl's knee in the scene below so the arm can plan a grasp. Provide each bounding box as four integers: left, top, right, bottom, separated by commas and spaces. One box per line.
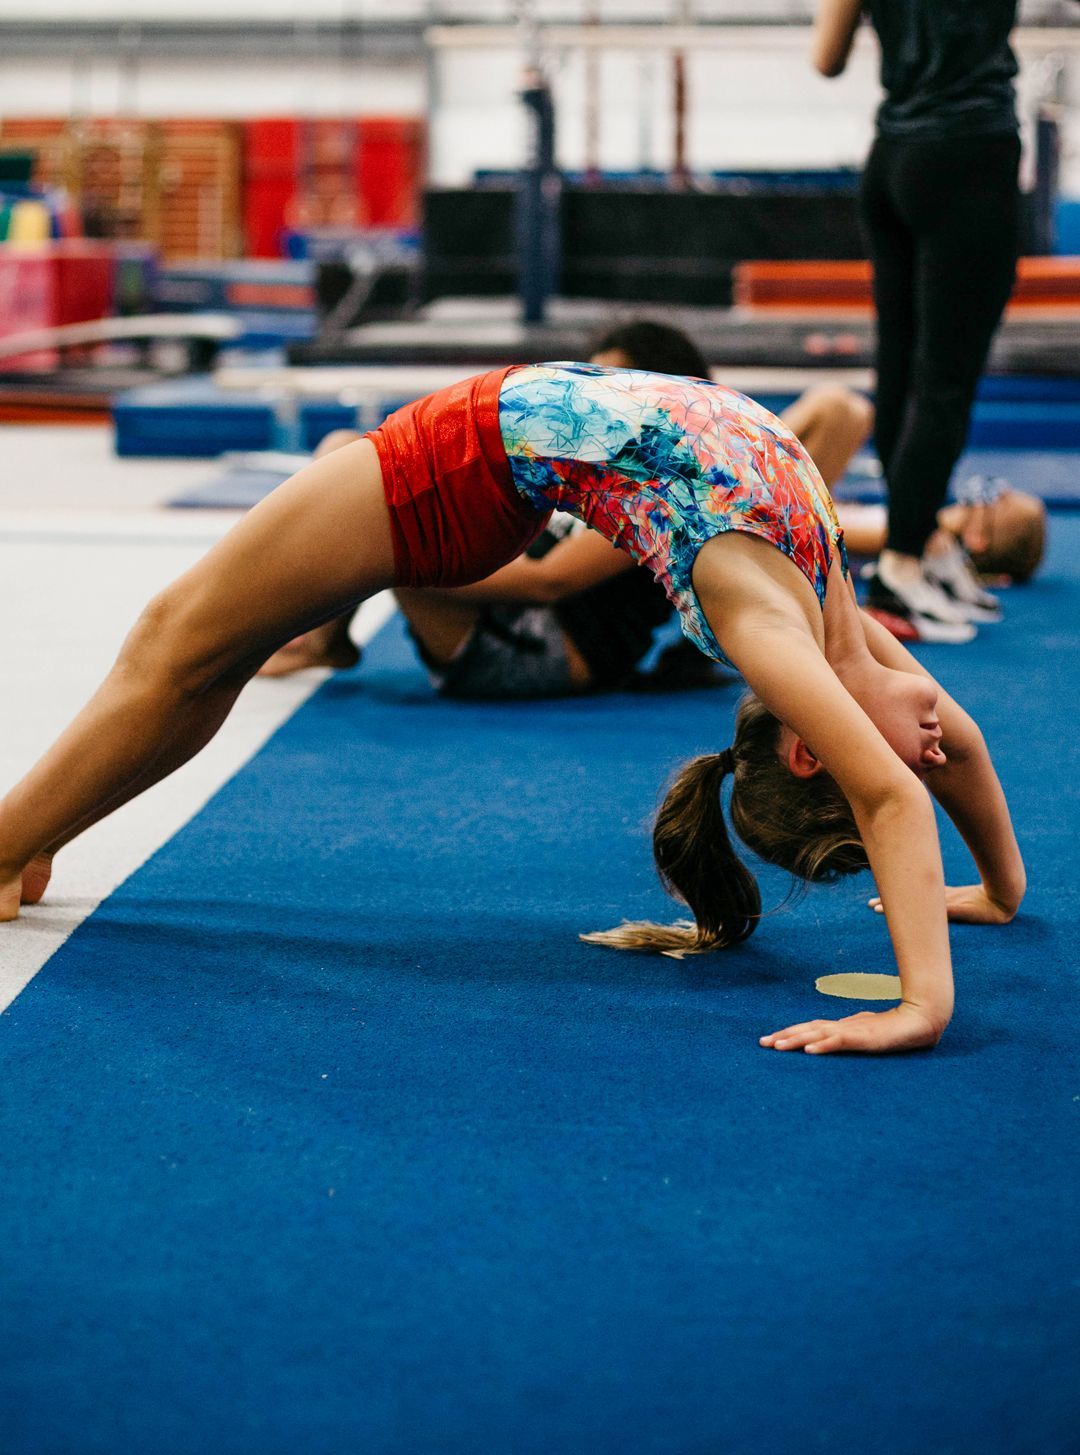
313, 428, 363, 460
117, 590, 236, 697
847, 391, 875, 440
802, 384, 874, 439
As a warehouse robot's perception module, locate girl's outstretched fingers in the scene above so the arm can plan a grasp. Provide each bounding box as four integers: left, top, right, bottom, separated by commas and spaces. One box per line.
760, 1005, 944, 1054
759, 1018, 863, 1054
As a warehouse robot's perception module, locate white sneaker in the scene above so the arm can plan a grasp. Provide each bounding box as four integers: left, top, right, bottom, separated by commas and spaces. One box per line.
865, 563, 978, 644
923, 541, 1002, 623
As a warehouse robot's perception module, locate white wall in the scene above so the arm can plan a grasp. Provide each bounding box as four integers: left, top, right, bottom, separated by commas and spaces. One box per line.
2, 9, 1080, 191
427, 31, 885, 180
0, 1, 1073, 21
428, 26, 1080, 189
0, 58, 425, 119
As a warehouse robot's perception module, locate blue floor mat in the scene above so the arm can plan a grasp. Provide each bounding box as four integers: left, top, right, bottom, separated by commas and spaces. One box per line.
1, 526, 1078, 1454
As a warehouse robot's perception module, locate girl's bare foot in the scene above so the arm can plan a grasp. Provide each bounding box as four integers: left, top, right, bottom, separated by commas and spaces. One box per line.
258, 618, 361, 678
0, 853, 53, 920
21, 853, 53, 905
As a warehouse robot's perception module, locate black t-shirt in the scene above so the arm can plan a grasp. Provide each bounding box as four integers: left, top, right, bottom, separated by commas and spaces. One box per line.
865, 0, 1019, 140
526, 520, 673, 689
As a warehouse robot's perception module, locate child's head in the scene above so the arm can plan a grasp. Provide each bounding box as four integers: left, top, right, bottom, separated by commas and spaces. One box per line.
588, 319, 711, 380
938, 488, 1047, 583
583, 694, 867, 957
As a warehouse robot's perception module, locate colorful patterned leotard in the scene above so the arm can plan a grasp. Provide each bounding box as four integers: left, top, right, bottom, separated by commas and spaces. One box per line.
498, 362, 848, 664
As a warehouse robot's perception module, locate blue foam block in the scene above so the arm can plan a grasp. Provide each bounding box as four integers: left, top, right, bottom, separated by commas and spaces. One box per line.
978, 373, 1080, 403
299, 402, 362, 452
967, 400, 1080, 448
113, 380, 276, 458
757, 386, 1080, 450
232, 311, 318, 349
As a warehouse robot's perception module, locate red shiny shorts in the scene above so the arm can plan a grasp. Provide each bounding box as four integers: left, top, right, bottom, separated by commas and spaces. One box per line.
366, 366, 550, 588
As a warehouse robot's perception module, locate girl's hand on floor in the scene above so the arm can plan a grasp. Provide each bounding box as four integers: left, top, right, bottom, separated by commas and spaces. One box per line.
867, 883, 1016, 924
759, 1004, 944, 1055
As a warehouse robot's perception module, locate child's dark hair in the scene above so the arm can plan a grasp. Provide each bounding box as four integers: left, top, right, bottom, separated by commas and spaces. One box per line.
587, 319, 711, 380
582, 694, 868, 957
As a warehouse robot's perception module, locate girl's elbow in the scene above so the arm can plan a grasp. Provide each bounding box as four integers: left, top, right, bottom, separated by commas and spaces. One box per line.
810, 33, 850, 78
857, 771, 932, 825
813, 53, 847, 78
996, 872, 1026, 922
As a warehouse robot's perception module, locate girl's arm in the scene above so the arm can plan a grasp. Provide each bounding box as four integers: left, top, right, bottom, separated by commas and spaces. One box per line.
420, 528, 635, 608
859, 610, 1026, 922
811, 0, 864, 77
718, 603, 953, 1054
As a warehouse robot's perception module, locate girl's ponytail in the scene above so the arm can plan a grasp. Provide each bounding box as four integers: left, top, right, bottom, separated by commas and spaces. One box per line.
583, 692, 868, 959
580, 749, 761, 959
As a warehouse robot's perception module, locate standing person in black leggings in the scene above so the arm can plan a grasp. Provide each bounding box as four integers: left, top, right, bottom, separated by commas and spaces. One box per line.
813, 0, 1027, 642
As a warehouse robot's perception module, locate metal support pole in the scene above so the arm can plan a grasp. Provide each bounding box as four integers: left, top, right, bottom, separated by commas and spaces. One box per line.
518, 70, 561, 324
583, 1, 601, 185
672, 0, 693, 188
514, 1, 560, 325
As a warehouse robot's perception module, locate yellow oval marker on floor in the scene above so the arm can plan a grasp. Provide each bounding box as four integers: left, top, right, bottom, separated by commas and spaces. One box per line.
815, 973, 902, 1001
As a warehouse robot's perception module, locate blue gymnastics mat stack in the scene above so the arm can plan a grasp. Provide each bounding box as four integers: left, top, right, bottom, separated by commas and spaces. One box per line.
114, 382, 418, 459
119, 368, 1080, 472
1, 511, 1077, 1451
756, 372, 1080, 449
156, 260, 320, 353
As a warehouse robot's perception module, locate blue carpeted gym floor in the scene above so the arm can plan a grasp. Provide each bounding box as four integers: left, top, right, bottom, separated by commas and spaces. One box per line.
1, 518, 1078, 1455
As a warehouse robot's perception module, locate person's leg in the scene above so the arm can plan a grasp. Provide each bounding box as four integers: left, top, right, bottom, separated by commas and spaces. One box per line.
258, 615, 362, 675
0, 439, 397, 918
880, 134, 1021, 560
431, 606, 589, 699
394, 588, 483, 667
314, 428, 363, 457
259, 427, 367, 675
18, 667, 255, 908
780, 384, 874, 489
858, 138, 916, 483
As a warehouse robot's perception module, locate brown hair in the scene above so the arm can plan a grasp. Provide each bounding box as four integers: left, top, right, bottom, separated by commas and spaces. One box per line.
587, 318, 711, 379
582, 694, 868, 957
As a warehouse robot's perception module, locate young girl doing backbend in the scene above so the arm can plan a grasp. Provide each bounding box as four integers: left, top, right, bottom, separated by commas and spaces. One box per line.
0, 363, 1025, 1054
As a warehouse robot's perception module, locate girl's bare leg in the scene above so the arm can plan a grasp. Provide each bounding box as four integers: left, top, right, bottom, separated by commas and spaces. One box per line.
256, 431, 369, 676
259, 429, 485, 678
0, 439, 396, 920
781, 385, 874, 489
18, 669, 254, 907
260, 577, 484, 679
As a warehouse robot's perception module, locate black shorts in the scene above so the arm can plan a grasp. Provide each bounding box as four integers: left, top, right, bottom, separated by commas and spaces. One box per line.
416, 606, 579, 700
